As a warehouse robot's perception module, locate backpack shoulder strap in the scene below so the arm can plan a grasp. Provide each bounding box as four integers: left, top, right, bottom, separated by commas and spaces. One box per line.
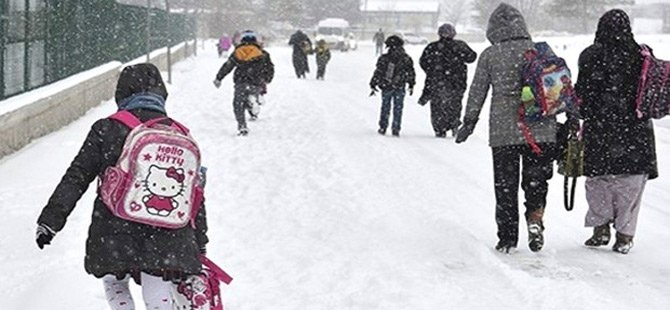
109, 110, 143, 129
640, 44, 652, 58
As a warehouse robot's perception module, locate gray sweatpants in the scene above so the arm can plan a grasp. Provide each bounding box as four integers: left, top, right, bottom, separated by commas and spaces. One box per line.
584, 174, 647, 236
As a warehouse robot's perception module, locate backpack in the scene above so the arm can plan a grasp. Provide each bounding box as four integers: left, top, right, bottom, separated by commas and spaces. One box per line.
172, 256, 233, 310
518, 42, 578, 154
99, 111, 203, 229
635, 44, 670, 119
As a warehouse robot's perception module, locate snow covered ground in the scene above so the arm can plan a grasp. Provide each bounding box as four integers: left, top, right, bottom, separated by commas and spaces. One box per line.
1, 35, 670, 309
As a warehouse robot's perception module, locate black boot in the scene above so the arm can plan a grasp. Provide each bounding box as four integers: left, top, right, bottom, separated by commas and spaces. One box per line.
528, 222, 544, 252
612, 232, 634, 254
527, 209, 545, 252
495, 240, 516, 254
377, 128, 386, 135
584, 223, 611, 247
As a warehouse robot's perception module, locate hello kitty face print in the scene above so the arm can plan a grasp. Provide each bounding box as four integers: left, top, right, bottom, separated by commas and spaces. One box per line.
142, 165, 185, 217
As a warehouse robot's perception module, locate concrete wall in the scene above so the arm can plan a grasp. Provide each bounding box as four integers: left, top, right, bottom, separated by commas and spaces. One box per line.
0, 42, 195, 159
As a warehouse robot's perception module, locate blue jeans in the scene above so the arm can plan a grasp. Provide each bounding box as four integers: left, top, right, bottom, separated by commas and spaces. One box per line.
379, 89, 405, 132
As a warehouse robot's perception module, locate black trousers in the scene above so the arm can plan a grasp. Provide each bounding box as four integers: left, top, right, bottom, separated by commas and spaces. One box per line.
233, 84, 260, 130
429, 88, 464, 135
317, 63, 327, 79
492, 143, 555, 246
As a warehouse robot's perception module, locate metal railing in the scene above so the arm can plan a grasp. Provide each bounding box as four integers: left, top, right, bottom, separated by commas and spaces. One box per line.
0, 0, 194, 101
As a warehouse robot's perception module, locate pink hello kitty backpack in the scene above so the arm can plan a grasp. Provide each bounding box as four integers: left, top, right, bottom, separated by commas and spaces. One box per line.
99, 110, 203, 229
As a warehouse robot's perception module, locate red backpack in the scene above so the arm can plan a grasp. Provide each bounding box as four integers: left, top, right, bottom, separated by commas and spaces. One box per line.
635, 44, 670, 119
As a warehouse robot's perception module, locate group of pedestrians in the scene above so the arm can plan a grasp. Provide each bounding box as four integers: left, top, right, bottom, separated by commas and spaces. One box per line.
369, 24, 475, 138
288, 30, 332, 80
370, 3, 658, 255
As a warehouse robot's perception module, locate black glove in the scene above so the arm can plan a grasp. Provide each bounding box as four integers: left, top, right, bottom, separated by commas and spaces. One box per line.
199, 245, 208, 255
455, 119, 478, 144
369, 87, 378, 97
408, 86, 414, 96
36, 223, 56, 249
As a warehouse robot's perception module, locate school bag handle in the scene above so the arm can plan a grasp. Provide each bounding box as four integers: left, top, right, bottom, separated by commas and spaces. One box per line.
200, 255, 233, 285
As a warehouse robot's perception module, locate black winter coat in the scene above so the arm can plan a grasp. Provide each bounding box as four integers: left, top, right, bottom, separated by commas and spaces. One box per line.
37, 108, 209, 280
420, 38, 477, 93
216, 42, 274, 86
370, 47, 416, 91
575, 11, 658, 179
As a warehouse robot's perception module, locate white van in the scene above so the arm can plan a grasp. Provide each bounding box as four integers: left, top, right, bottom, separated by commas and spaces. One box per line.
315, 18, 356, 51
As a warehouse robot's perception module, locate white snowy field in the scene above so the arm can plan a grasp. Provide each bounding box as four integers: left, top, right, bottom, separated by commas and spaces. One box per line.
1, 35, 670, 309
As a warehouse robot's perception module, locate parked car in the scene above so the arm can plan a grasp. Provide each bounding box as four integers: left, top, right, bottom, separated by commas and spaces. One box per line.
315, 18, 354, 51
397, 32, 429, 45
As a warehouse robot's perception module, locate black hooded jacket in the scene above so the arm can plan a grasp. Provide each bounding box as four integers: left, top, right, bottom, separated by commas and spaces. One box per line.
370, 46, 416, 91
420, 37, 477, 92
575, 10, 658, 179
37, 64, 209, 280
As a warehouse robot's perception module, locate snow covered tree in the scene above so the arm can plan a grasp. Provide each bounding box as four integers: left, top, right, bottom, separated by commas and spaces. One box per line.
545, 0, 635, 33
265, 0, 308, 26
305, 0, 361, 24
472, 0, 543, 32
441, 0, 470, 27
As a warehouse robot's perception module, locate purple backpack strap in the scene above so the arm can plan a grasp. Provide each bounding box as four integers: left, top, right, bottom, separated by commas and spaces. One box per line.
109, 110, 143, 129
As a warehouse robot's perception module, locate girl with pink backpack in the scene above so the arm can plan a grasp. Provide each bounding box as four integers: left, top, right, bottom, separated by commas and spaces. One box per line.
34, 63, 224, 309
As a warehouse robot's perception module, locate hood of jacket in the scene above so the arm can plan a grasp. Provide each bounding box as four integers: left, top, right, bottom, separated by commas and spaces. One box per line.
234, 43, 265, 62
595, 9, 637, 48
115, 63, 168, 104
486, 3, 531, 44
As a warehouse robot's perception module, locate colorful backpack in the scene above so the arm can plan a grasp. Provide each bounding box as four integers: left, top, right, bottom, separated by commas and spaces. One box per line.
172, 256, 233, 310
635, 44, 670, 119
99, 111, 203, 229
518, 42, 578, 154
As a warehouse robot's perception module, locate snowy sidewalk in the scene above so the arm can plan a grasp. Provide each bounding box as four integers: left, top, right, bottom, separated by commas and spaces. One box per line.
1, 38, 670, 309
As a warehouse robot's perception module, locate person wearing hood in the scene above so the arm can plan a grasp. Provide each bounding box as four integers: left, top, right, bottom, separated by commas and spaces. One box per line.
419, 23, 477, 138
455, 3, 557, 253
289, 30, 312, 78
575, 9, 658, 254
369, 35, 416, 137
35, 63, 209, 309
214, 30, 275, 136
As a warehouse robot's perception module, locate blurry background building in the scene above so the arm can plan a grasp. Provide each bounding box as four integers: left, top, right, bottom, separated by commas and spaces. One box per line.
360, 0, 440, 39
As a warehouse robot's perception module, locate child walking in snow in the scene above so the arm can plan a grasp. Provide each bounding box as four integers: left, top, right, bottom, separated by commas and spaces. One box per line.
314, 39, 331, 80
214, 30, 274, 136
35, 63, 209, 309
369, 35, 416, 137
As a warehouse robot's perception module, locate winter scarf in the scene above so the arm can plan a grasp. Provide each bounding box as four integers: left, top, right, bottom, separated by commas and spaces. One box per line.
117, 92, 166, 114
